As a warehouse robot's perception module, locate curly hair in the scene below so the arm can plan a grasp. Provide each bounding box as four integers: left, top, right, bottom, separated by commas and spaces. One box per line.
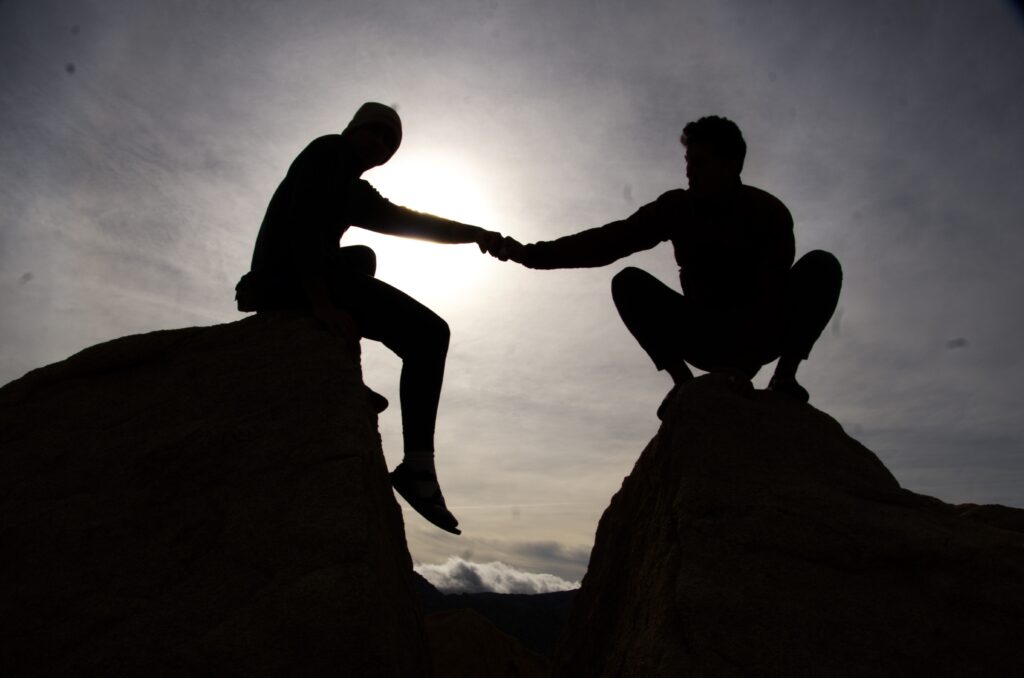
680, 116, 746, 174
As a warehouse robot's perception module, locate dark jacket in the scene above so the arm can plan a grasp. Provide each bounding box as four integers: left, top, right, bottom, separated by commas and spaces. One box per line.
248, 135, 395, 279
237, 135, 455, 310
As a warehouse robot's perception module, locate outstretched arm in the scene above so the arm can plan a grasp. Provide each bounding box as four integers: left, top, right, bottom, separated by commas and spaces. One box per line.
362, 205, 489, 243
512, 219, 651, 269
496, 197, 672, 269
351, 185, 501, 252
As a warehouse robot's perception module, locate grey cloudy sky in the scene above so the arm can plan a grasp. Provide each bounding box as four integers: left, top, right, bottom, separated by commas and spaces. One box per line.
3, 0, 1023, 584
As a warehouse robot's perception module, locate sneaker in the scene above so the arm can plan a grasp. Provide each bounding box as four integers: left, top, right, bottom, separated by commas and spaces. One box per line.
390, 462, 461, 535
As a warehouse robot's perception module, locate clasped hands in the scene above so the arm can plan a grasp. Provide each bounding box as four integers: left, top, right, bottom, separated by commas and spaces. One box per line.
476, 230, 529, 265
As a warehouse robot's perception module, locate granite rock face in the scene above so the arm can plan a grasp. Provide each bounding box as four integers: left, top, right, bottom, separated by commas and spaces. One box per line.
553, 374, 1024, 678
0, 312, 429, 677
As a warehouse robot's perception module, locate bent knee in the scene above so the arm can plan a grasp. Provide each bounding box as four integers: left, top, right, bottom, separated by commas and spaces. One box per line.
796, 250, 842, 285
800, 250, 841, 273
612, 267, 663, 311
354, 245, 378, 277
436, 316, 451, 347
393, 313, 450, 361
340, 245, 377, 277
611, 266, 649, 297
422, 314, 450, 354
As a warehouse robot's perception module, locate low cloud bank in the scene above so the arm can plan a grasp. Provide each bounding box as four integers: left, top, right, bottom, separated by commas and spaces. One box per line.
415, 556, 581, 594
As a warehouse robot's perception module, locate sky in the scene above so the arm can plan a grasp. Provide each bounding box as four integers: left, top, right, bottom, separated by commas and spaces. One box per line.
3, 0, 1023, 590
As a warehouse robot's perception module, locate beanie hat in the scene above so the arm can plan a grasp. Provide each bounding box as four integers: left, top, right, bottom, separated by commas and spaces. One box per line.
342, 102, 403, 155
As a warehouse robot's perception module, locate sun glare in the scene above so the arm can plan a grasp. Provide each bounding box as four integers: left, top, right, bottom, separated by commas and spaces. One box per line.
342, 151, 497, 306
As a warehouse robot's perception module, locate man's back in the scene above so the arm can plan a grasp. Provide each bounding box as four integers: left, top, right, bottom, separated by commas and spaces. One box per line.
662, 184, 794, 311
249, 135, 388, 276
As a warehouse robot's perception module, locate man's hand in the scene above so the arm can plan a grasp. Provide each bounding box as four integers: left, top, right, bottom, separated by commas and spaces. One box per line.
496, 236, 527, 263
476, 230, 506, 257
478, 231, 529, 264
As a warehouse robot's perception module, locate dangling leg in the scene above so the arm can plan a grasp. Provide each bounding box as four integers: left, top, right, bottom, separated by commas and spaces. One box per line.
332, 246, 389, 413
329, 269, 460, 534
768, 250, 843, 402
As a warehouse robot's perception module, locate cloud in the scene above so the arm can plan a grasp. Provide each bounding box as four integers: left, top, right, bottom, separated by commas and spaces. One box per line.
415, 556, 580, 594
512, 540, 591, 570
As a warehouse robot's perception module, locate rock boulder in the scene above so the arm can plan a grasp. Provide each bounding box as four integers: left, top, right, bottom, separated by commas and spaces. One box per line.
1, 312, 429, 677
554, 374, 1024, 677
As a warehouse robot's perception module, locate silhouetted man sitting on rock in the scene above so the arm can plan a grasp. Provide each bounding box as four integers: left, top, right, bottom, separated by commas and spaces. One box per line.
492, 116, 841, 413
236, 102, 505, 534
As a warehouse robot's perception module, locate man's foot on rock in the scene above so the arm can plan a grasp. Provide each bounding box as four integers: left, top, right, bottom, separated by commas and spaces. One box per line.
390, 462, 461, 535
365, 386, 388, 413
767, 375, 810, 403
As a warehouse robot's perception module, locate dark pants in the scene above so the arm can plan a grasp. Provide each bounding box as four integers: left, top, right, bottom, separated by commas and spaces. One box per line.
236, 246, 449, 453
611, 250, 842, 378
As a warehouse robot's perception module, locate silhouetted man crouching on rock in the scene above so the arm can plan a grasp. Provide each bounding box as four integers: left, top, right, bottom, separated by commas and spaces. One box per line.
493, 116, 841, 413
237, 103, 504, 534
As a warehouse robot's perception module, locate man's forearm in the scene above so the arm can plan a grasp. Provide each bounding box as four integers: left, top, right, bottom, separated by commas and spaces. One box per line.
520, 219, 654, 269
372, 206, 485, 244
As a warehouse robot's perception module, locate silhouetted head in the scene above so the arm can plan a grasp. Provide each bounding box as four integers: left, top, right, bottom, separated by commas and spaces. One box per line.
680, 116, 745, 195
341, 102, 403, 171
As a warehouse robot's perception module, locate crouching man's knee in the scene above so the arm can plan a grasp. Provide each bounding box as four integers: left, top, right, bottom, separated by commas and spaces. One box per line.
611, 266, 648, 304
337, 245, 377, 277
796, 250, 842, 290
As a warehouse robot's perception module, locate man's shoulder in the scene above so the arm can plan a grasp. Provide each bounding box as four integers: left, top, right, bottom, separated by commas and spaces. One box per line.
294, 134, 345, 161
739, 184, 788, 208
639, 188, 689, 218
287, 134, 357, 182
622, 189, 688, 231
305, 133, 345, 150
738, 184, 792, 223
654, 188, 689, 206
